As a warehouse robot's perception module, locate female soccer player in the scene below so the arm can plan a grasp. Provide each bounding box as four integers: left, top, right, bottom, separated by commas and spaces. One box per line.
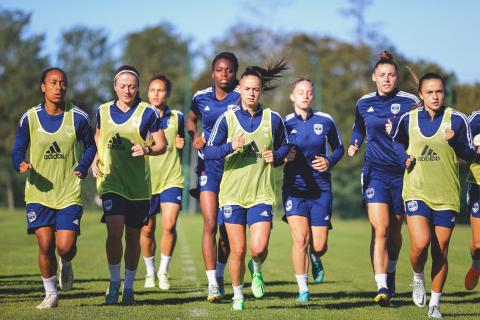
283, 78, 344, 303
348, 51, 419, 305
392, 72, 476, 318
464, 112, 480, 290
205, 61, 289, 311
92, 65, 166, 305
186, 52, 240, 301
140, 74, 185, 290
12, 68, 96, 309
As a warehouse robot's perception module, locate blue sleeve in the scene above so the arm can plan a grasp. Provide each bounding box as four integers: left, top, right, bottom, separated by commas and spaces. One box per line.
11, 116, 30, 172
74, 114, 96, 177
204, 115, 234, 159
272, 113, 290, 166
469, 113, 480, 137
177, 112, 185, 138
140, 108, 161, 140
190, 95, 201, 116
449, 113, 476, 162
350, 105, 365, 146
326, 119, 344, 168
392, 113, 410, 168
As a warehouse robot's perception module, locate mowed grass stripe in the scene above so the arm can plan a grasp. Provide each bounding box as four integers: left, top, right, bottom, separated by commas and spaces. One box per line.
0, 210, 479, 319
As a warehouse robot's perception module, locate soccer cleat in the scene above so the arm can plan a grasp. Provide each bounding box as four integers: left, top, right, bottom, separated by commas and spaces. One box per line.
248, 259, 265, 299
121, 288, 135, 306
387, 271, 396, 296
374, 287, 391, 306
207, 284, 221, 302
411, 280, 426, 308
158, 272, 170, 290
296, 290, 310, 304
311, 258, 325, 283
231, 297, 245, 311
58, 259, 74, 291
144, 275, 156, 288
216, 276, 225, 298
428, 305, 442, 318
36, 293, 58, 309
105, 281, 121, 305
465, 267, 480, 290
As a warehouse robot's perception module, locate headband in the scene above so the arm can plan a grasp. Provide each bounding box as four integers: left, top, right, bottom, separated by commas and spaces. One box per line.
114, 70, 140, 82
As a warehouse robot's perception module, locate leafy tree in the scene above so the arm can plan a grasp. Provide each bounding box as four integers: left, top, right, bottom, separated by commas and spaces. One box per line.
0, 8, 48, 209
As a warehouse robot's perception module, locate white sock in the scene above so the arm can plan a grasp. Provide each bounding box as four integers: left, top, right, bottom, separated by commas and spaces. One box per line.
108, 263, 121, 282
61, 257, 71, 267
310, 253, 318, 263
123, 268, 137, 289
374, 273, 388, 290
429, 291, 442, 307
42, 276, 58, 296
387, 259, 397, 273
206, 270, 218, 286
295, 274, 309, 293
158, 254, 171, 274
144, 256, 155, 276
232, 284, 244, 299
216, 261, 226, 277
252, 259, 262, 273
413, 271, 425, 283
472, 259, 480, 270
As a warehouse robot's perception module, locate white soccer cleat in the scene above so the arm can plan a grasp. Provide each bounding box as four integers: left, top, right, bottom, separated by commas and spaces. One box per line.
428, 305, 442, 318
59, 259, 74, 291
144, 275, 156, 288
411, 280, 426, 308
158, 272, 170, 290
36, 293, 58, 309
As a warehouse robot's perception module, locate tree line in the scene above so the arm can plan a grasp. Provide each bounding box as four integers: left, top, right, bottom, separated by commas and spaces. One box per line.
2, 7, 479, 218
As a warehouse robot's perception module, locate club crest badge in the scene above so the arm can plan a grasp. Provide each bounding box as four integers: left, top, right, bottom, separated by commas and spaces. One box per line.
223, 206, 232, 218
391, 103, 401, 115
407, 200, 418, 212
314, 123, 323, 135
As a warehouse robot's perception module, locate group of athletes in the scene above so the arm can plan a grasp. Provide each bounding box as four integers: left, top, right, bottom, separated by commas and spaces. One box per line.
11, 50, 480, 318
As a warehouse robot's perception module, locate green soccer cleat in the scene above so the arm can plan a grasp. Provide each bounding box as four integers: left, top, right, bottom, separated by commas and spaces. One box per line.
296, 290, 310, 305
231, 297, 245, 311
311, 258, 325, 283
248, 259, 265, 299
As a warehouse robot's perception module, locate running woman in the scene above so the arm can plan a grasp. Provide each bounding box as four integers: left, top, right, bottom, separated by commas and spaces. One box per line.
12, 68, 96, 309
465, 110, 480, 290
92, 65, 166, 305
205, 61, 290, 311
140, 74, 185, 290
392, 72, 476, 318
283, 77, 344, 303
348, 51, 419, 305
186, 52, 240, 301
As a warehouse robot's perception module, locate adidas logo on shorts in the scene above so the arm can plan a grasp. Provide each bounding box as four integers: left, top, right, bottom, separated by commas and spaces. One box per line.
418, 145, 440, 161
107, 133, 126, 150
44, 141, 65, 159
260, 211, 270, 217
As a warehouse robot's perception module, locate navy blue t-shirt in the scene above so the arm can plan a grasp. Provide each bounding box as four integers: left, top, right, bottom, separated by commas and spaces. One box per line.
351, 89, 419, 174
283, 110, 344, 192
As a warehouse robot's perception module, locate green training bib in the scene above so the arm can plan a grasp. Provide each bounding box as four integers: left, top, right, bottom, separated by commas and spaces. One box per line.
96, 101, 151, 200
402, 108, 460, 212
25, 103, 82, 208
149, 110, 184, 194
219, 107, 275, 208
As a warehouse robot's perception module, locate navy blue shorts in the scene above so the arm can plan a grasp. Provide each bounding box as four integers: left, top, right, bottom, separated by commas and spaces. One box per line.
26, 203, 83, 234
101, 193, 150, 229
220, 204, 273, 226
282, 190, 332, 228
361, 167, 404, 215
467, 183, 480, 218
404, 199, 456, 228
196, 157, 222, 193
149, 187, 183, 215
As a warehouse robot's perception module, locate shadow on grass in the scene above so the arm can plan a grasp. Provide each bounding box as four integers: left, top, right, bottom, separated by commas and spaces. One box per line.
0, 274, 38, 279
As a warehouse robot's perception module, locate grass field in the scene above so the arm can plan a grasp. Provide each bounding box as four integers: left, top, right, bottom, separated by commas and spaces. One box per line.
0, 210, 479, 319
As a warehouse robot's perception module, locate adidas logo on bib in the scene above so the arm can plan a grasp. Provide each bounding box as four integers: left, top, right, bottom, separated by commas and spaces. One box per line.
107, 133, 126, 150
44, 141, 65, 159
419, 145, 440, 161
